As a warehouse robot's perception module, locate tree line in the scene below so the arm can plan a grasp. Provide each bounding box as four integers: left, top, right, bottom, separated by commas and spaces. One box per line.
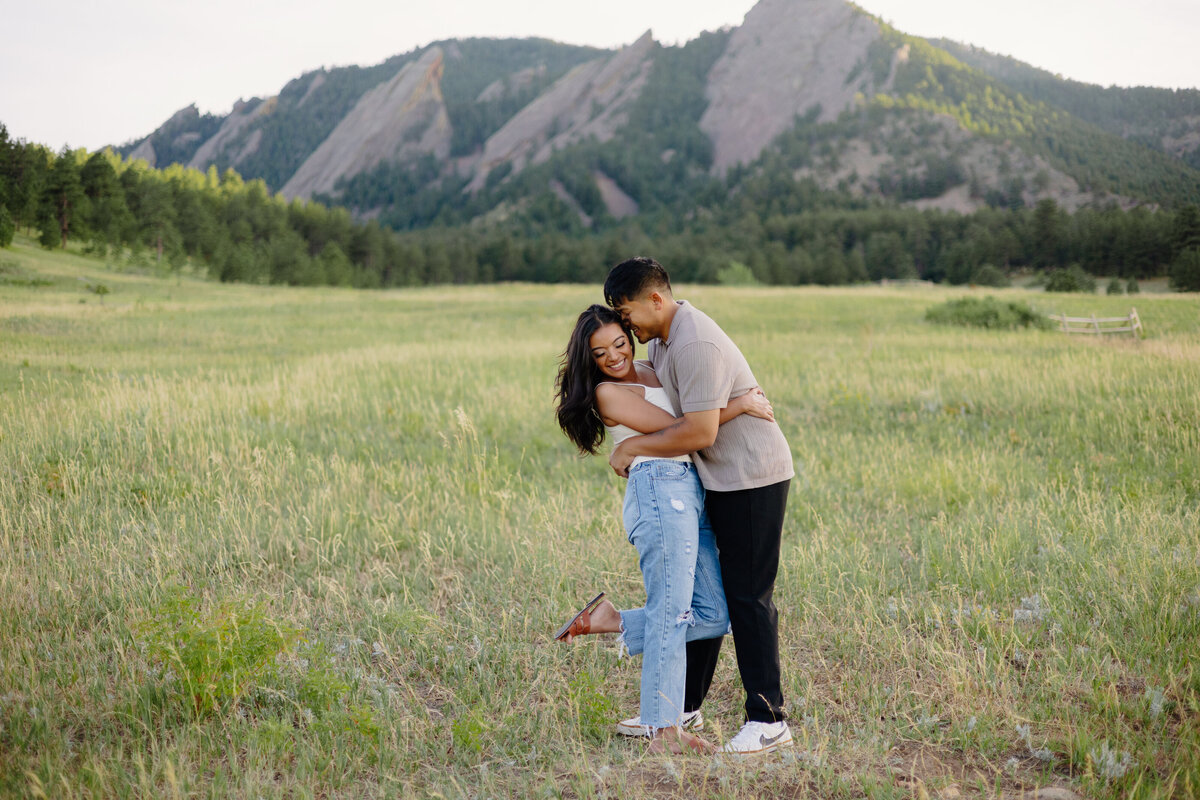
3, 123, 1199, 291
2, 124, 410, 286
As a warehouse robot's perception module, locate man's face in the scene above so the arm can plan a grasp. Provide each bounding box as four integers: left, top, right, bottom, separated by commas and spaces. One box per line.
612, 292, 664, 343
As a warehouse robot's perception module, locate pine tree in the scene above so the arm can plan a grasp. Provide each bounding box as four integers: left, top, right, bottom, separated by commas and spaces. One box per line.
80, 151, 130, 250
40, 149, 85, 248
1169, 248, 1200, 292
1172, 205, 1200, 256
1032, 198, 1064, 268
132, 177, 179, 266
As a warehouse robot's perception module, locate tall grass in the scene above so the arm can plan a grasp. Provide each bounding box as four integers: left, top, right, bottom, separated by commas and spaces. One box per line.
1, 237, 1198, 798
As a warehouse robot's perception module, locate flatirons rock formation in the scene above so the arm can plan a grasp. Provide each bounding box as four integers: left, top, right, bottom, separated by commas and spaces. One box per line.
188, 98, 274, 171
126, 104, 203, 166
466, 32, 656, 192
701, 0, 883, 173
281, 47, 451, 200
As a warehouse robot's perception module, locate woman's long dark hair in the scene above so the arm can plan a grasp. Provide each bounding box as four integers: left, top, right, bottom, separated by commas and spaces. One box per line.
555, 304, 633, 455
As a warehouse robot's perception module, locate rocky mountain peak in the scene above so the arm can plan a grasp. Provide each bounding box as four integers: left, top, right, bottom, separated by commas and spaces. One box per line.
281, 47, 452, 200
465, 31, 656, 192
126, 104, 202, 166
700, 0, 882, 173
188, 97, 274, 172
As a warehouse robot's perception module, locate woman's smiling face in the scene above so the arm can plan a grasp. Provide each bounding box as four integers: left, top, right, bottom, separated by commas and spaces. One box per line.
589, 322, 635, 381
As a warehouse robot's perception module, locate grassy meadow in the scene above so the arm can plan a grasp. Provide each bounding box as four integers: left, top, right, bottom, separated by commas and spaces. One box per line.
1, 235, 1198, 798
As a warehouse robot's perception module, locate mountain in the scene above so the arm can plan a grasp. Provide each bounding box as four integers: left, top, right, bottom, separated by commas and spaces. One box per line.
699, 0, 886, 172
281, 47, 452, 200
118, 0, 1200, 232
462, 31, 657, 194
929, 38, 1200, 170
117, 38, 604, 191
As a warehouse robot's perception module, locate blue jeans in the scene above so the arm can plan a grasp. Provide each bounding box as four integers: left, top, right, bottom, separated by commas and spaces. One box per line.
617, 460, 729, 729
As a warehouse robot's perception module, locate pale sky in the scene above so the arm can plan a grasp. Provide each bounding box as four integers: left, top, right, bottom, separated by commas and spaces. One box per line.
2, 0, 1198, 154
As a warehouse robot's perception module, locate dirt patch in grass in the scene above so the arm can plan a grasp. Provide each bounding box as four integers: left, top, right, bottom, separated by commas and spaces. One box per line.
887, 742, 1083, 799
587, 757, 818, 799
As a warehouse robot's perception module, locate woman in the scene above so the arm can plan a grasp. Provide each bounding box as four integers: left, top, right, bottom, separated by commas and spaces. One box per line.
553, 304, 774, 754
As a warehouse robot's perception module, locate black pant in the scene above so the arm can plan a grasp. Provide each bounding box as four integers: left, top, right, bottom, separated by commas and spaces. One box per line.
684, 479, 789, 723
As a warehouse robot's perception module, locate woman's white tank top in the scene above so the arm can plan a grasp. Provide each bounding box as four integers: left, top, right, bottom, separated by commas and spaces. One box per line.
602, 384, 691, 468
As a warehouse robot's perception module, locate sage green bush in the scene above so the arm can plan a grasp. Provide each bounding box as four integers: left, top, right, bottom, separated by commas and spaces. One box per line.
925, 295, 1052, 329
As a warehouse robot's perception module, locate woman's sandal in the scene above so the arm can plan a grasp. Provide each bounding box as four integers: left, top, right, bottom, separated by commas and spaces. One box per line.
554, 592, 606, 641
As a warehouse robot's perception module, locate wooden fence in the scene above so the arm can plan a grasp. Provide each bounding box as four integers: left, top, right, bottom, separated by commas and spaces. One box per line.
1049, 307, 1143, 337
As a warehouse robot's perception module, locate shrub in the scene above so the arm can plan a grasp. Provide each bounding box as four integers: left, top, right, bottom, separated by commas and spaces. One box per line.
138, 587, 301, 715
1168, 248, 1200, 292
567, 669, 619, 741
1045, 264, 1097, 293
38, 222, 58, 249
1106, 277, 1124, 295
925, 296, 1052, 330
1126, 277, 1140, 294
716, 260, 761, 286
964, 263, 1012, 286
452, 709, 488, 753
969, 264, 1010, 287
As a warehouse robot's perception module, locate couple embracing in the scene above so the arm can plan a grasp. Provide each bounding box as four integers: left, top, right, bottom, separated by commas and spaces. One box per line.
553, 257, 795, 755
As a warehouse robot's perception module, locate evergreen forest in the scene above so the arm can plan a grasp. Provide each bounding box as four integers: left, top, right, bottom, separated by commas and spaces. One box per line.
4, 121, 1200, 291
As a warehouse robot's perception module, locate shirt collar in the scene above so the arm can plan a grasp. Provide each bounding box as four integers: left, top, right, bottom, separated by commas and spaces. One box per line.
660, 300, 688, 348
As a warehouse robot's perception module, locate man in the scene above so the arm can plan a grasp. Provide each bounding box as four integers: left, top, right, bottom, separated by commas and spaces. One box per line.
603, 257, 795, 755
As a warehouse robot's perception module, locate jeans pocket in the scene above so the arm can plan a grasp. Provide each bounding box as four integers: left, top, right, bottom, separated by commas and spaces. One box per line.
649, 461, 690, 482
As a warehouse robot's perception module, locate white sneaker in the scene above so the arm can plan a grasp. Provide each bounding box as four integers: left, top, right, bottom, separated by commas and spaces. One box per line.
720, 720, 793, 755
615, 709, 704, 738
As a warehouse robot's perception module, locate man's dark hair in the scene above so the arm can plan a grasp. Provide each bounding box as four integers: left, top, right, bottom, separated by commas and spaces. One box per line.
603, 257, 672, 308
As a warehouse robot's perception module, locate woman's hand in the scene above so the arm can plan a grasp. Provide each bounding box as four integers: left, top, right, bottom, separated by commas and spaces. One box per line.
610, 439, 635, 478
735, 387, 774, 422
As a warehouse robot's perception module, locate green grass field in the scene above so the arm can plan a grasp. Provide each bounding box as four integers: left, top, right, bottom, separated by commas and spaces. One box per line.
2, 235, 1198, 798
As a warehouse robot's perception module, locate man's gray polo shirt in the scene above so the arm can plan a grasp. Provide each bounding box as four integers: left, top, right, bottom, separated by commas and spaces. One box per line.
648, 300, 794, 492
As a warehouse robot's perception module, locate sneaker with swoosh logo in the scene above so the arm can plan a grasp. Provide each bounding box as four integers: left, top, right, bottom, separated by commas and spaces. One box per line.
720, 720, 793, 755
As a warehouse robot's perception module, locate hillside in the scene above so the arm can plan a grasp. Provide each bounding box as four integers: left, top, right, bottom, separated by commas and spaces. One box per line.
280, 48, 453, 201
771, 23, 1200, 213
929, 38, 1200, 170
